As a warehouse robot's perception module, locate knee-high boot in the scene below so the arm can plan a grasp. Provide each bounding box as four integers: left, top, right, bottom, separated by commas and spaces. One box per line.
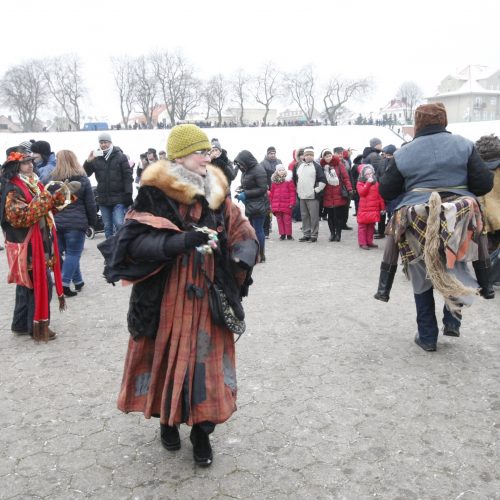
374, 263, 398, 302
473, 260, 495, 299
259, 247, 266, 263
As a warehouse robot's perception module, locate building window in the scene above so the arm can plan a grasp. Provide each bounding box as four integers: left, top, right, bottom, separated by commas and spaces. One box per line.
491, 97, 497, 105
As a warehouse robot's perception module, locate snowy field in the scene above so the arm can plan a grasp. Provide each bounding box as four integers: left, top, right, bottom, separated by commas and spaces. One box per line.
2, 121, 500, 180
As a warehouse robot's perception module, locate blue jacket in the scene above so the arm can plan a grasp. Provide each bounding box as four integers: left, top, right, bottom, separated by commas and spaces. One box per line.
38, 153, 57, 184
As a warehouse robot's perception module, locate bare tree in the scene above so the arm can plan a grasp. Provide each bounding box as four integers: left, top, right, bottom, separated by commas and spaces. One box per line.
285, 65, 316, 122
396, 81, 423, 124
231, 69, 248, 126
111, 56, 137, 129
133, 55, 158, 128
176, 76, 202, 121
322, 76, 371, 125
151, 50, 197, 126
42, 54, 85, 131
253, 62, 281, 126
0, 60, 47, 132
206, 74, 229, 126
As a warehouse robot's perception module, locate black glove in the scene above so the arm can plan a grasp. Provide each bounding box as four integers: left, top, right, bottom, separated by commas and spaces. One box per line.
184, 231, 210, 250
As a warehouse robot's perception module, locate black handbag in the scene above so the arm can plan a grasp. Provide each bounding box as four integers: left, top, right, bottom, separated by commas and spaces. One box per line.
206, 279, 246, 337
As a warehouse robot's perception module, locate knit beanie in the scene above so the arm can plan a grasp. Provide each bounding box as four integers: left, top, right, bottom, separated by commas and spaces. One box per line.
320, 148, 332, 158
369, 138, 382, 149
211, 138, 222, 151
98, 132, 112, 142
167, 124, 211, 160
267, 146, 276, 154
475, 134, 500, 161
31, 140, 51, 157
303, 146, 314, 155
414, 102, 448, 134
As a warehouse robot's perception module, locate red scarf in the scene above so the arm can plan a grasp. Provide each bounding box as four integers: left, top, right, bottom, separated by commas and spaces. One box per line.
10, 177, 65, 338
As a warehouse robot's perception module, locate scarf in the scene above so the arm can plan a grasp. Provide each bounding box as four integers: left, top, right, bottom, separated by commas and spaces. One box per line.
10, 176, 65, 341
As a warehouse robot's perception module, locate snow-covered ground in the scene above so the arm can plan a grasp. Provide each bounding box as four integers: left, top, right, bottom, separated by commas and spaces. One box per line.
2, 121, 500, 182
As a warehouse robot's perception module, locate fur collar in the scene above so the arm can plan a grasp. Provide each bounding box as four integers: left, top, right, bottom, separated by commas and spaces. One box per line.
140, 160, 228, 209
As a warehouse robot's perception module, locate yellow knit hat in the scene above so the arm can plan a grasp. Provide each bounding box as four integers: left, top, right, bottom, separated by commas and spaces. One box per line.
167, 124, 211, 160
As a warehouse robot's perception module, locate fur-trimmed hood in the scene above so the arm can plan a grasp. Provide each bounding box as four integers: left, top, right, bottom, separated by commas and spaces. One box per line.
140, 159, 228, 209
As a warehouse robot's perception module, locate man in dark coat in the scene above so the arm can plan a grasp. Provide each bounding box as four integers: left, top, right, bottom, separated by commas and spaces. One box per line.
83, 132, 133, 238
378, 102, 493, 352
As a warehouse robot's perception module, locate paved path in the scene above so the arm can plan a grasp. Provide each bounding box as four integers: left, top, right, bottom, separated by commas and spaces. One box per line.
1, 218, 499, 499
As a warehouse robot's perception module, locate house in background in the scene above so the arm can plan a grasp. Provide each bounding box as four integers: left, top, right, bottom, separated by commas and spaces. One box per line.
0, 115, 22, 132
427, 65, 500, 123
377, 99, 409, 124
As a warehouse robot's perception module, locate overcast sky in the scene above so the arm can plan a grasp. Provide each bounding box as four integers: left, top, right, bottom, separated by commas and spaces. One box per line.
2, 0, 499, 122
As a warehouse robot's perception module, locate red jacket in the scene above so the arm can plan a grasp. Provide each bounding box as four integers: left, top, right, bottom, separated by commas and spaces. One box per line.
356, 181, 385, 224
270, 172, 296, 214
321, 157, 352, 208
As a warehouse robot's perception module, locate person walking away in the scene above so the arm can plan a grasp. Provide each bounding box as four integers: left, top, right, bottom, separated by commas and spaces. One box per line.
269, 163, 296, 240
378, 102, 493, 351
50, 150, 97, 297
356, 164, 385, 249
100, 124, 258, 466
234, 150, 269, 262
83, 132, 133, 238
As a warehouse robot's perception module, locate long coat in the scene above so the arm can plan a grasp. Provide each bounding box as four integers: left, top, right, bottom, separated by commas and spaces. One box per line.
116, 161, 258, 427
321, 158, 352, 208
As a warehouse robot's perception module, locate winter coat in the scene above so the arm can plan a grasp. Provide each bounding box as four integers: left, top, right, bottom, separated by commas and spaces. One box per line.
53, 175, 98, 231
211, 149, 236, 187
361, 147, 382, 175
321, 158, 352, 208
260, 156, 282, 188
379, 125, 493, 208
112, 160, 258, 427
293, 161, 327, 200
83, 146, 133, 206
356, 180, 385, 224
234, 150, 269, 217
37, 153, 57, 185
269, 171, 296, 214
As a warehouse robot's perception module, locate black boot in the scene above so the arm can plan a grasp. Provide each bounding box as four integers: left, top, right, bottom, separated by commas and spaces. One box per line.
259, 248, 266, 263
374, 263, 397, 302
63, 286, 77, 297
190, 425, 213, 466
334, 227, 342, 242
473, 260, 495, 299
160, 423, 181, 451
329, 229, 336, 242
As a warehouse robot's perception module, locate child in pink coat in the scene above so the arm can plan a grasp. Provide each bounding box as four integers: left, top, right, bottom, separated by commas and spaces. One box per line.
269, 164, 296, 240
356, 164, 386, 249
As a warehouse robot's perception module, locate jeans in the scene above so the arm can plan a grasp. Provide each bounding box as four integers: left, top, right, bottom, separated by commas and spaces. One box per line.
100, 203, 126, 238
12, 271, 53, 334
249, 215, 266, 253
414, 287, 462, 345
57, 230, 86, 286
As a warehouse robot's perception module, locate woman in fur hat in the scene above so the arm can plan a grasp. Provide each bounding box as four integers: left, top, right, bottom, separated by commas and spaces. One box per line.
0, 151, 70, 341
104, 124, 259, 467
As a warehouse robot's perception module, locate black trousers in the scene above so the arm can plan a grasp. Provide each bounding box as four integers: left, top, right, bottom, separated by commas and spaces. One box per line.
11, 271, 53, 334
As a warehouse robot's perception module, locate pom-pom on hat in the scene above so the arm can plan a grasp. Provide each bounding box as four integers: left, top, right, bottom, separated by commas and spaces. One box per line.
369, 138, 382, 148
167, 124, 211, 160
31, 140, 51, 157
414, 102, 447, 134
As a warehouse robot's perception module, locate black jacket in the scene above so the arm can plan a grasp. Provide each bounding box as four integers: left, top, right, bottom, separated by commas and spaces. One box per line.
211, 149, 236, 186
53, 176, 98, 231
84, 146, 133, 206
234, 150, 269, 217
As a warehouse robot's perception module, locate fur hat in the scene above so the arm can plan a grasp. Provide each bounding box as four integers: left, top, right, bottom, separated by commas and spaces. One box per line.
320, 148, 332, 158
475, 134, 500, 162
267, 146, 276, 154
369, 138, 382, 149
167, 124, 211, 160
98, 132, 112, 143
31, 140, 51, 157
414, 102, 447, 134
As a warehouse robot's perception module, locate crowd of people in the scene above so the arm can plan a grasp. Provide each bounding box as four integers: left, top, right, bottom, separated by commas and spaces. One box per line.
1, 105, 499, 466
